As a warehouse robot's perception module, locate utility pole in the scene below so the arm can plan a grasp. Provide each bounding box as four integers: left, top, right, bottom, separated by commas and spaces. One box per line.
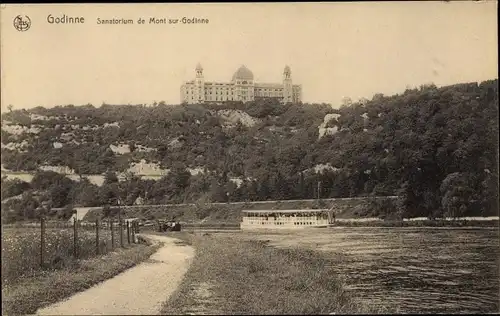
39, 206, 45, 268
317, 181, 321, 201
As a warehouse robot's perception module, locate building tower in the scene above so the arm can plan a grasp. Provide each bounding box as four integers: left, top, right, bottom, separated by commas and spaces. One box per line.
194, 63, 205, 103
232, 65, 254, 102
283, 65, 293, 104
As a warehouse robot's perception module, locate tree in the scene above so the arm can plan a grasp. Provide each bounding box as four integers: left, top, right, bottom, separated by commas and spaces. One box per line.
479, 171, 499, 216
103, 171, 119, 185
32, 171, 67, 191
100, 176, 121, 206
57, 205, 75, 220
440, 172, 479, 219
72, 181, 101, 207
1, 178, 31, 200
340, 97, 353, 108
209, 178, 227, 202
295, 172, 306, 199
128, 141, 136, 153
257, 176, 271, 201
395, 182, 411, 220
272, 172, 289, 200
12, 191, 39, 220
225, 180, 238, 202
48, 179, 73, 208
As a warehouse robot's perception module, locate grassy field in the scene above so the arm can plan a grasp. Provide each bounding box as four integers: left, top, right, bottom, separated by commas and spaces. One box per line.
161, 232, 378, 315
1, 228, 161, 315
2, 227, 129, 286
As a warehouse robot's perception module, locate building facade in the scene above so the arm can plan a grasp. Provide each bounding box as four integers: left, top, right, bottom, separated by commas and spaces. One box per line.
180, 64, 302, 104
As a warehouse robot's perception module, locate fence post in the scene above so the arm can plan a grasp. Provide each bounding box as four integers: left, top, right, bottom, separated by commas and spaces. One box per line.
135, 222, 138, 242
119, 209, 124, 248
131, 222, 134, 244
135, 222, 138, 241
110, 219, 114, 250
132, 222, 136, 243
73, 217, 78, 258
40, 216, 45, 268
127, 221, 130, 245
95, 218, 100, 255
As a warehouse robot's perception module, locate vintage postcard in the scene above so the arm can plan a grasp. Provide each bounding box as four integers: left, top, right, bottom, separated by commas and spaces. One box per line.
1, 2, 498, 315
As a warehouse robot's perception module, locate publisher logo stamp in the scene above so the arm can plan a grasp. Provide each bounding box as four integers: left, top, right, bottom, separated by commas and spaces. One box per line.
13, 15, 31, 32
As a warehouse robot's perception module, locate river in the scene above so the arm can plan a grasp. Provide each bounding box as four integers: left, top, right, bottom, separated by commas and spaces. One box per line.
232, 227, 499, 314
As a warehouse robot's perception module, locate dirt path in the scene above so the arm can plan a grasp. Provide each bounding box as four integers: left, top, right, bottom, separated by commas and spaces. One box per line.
37, 234, 194, 315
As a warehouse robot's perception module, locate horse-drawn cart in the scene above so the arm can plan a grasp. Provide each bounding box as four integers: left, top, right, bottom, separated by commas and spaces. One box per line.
156, 219, 182, 232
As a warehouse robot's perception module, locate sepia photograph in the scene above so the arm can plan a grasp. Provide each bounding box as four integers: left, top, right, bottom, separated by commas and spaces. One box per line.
1, 2, 498, 315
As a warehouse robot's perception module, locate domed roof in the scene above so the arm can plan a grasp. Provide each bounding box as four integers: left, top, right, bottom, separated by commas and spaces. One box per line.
284, 65, 291, 74
232, 65, 254, 81
196, 63, 203, 71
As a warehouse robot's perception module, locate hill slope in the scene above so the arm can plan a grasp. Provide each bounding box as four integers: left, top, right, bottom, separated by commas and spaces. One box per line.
1, 79, 498, 223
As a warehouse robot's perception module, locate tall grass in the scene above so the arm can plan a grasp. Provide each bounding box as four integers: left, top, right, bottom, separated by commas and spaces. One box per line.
1, 227, 128, 286
2, 241, 161, 315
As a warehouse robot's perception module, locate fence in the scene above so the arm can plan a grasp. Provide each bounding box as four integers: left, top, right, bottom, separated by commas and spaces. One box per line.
33, 217, 141, 268
2, 217, 143, 285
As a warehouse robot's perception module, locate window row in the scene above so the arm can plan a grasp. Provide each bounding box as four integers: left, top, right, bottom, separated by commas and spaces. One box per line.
245, 221, 324, 226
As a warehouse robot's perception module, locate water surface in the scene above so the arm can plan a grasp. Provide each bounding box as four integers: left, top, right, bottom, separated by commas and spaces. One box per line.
232, 227, 500, 314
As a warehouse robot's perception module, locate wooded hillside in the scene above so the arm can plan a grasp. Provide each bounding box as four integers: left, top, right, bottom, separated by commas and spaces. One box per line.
1, 79, 498, 222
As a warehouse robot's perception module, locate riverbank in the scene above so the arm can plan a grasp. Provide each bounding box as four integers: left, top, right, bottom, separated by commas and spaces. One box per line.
1, 237, 161, 315
161, 219, 500, 233
330, 218, 499, 228
160, 232, 380, 314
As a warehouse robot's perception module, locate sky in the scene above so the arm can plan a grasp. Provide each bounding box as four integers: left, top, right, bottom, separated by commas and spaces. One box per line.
1, 2, 498, 111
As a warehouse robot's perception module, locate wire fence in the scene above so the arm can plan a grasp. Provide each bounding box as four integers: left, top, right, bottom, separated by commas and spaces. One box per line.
49, 218, 141, 265
3, 218, 141, 271
2, 215, 148, 286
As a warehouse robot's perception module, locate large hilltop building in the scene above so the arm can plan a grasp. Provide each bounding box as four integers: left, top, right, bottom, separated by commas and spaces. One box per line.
180, 64, 302, 104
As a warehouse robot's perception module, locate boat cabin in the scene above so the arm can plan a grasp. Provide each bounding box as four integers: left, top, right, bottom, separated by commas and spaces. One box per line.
240, 209, 335, 230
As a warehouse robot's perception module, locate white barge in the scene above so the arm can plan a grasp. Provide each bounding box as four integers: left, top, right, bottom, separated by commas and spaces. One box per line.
240, 209, 336, 230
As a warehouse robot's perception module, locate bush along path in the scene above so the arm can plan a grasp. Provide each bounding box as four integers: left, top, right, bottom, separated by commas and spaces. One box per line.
36, 235, 194, 315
